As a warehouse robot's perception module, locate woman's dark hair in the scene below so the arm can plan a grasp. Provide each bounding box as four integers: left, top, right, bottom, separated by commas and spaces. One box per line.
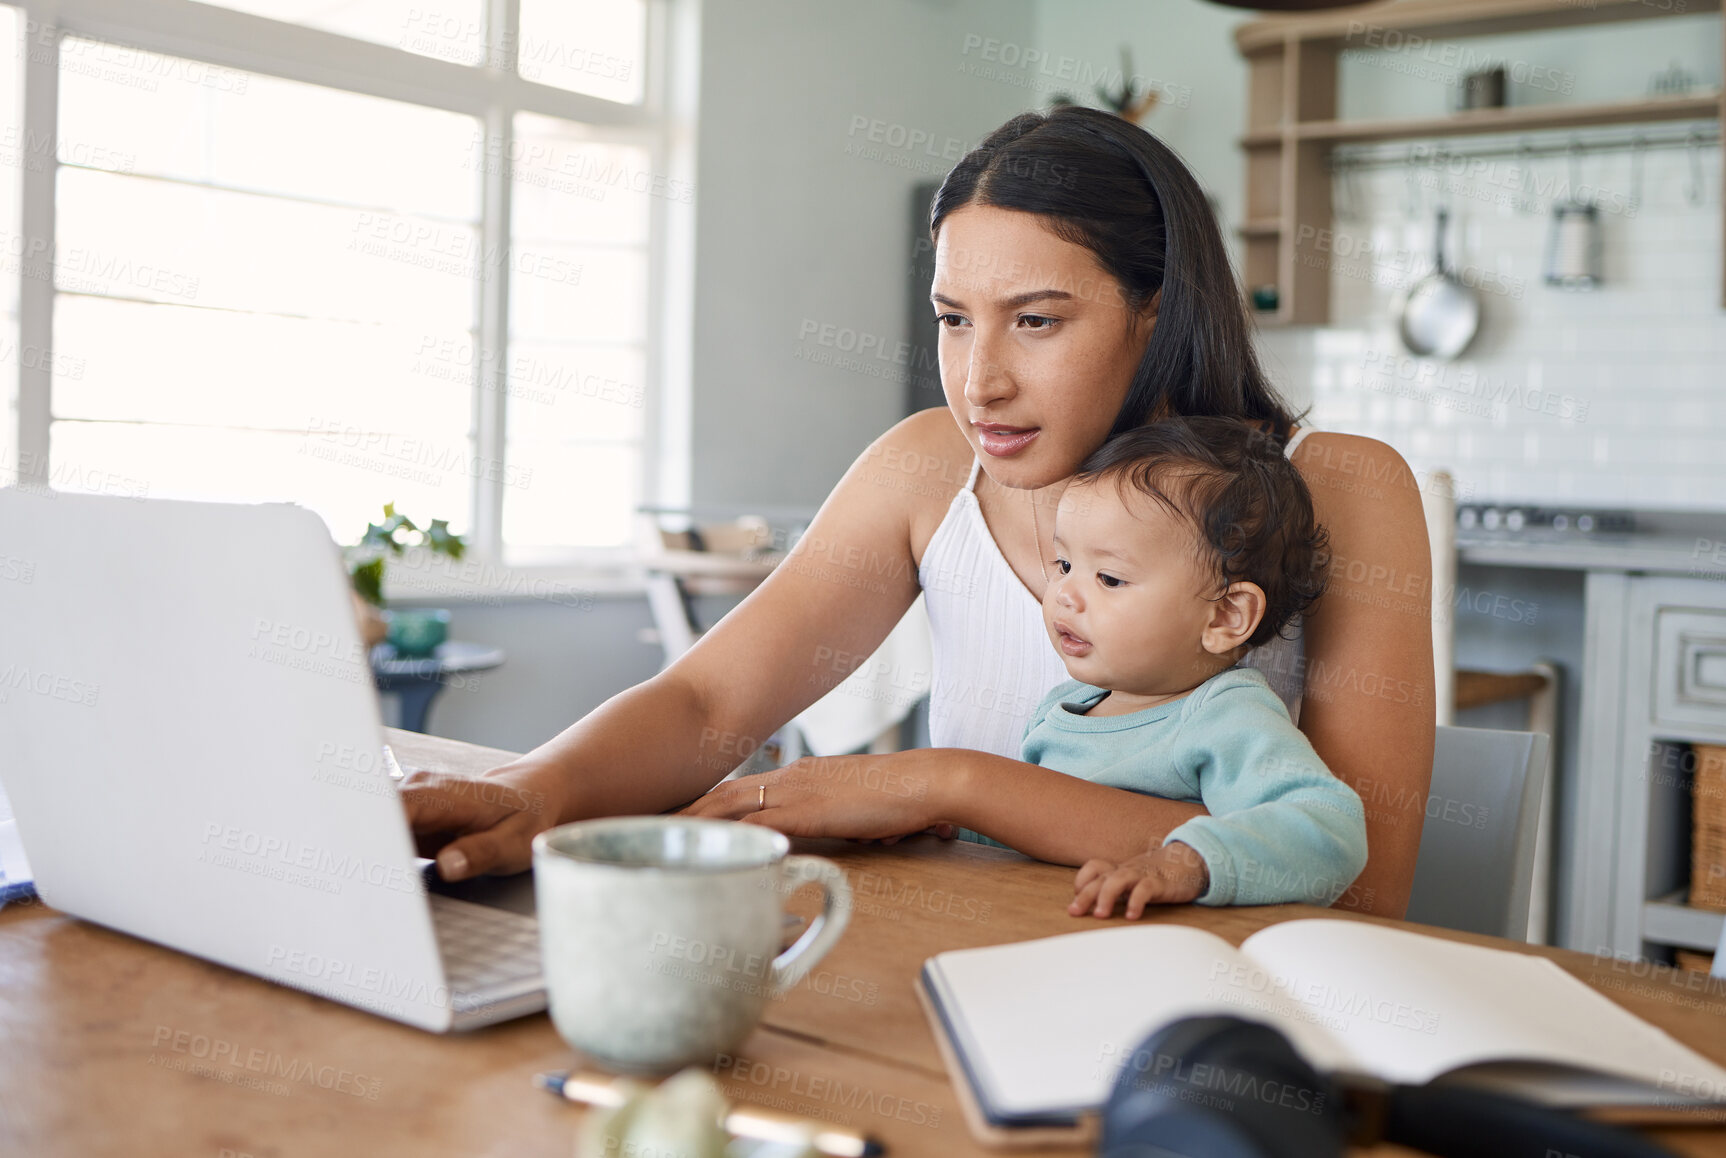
1074, 417, 1329, 649
931, 106, 1296, 441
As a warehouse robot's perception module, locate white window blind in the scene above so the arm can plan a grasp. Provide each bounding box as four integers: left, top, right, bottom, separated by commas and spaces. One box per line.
6, 0, 670, 558
53, 41, 483, 542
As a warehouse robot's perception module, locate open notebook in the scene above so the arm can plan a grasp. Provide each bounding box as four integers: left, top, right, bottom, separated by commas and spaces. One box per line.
919, 918, 1726, 1143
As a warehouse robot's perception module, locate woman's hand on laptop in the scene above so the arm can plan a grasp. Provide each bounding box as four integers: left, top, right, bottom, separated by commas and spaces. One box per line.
400, 762, 570, 880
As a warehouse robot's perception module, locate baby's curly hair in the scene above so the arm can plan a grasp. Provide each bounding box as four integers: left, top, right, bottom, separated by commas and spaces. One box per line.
1072, 417, 1330, 649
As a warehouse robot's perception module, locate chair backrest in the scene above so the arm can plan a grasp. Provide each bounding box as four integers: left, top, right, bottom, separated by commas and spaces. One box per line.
1404, 724, 1550, 941
1419, 469, 1457, 727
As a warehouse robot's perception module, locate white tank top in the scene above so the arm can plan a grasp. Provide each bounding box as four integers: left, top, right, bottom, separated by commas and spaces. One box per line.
917, 428, 1312, 759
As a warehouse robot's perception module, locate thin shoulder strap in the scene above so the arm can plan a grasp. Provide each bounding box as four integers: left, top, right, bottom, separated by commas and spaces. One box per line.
965, 458, 982, 492
1284, 425, 1315, 458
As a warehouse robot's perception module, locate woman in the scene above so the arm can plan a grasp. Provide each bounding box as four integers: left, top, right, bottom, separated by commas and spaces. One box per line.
402, 107, 1435, 917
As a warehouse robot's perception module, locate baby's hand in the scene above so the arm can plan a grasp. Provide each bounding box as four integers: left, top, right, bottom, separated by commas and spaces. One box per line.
1069, 842, 1210, 919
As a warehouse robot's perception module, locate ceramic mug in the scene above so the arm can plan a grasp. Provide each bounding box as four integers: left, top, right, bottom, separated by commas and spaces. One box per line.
532, 816, 853, 1073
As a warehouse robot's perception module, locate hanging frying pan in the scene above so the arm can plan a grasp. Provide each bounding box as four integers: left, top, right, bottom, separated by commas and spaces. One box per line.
1398, 206, 1480, 360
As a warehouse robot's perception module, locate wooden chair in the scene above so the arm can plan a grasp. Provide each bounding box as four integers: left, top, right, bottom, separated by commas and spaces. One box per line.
635, 512, 926, 770
637, 513, 779, 667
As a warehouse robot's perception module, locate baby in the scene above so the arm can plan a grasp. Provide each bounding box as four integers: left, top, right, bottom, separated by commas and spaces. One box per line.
966, 417, 1367, 917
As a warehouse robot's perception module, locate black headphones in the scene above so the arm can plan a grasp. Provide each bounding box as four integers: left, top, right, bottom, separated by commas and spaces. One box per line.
1099, 1015, 1677, 1158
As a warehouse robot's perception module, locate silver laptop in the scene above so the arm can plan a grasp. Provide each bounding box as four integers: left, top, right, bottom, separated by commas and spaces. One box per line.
0, 487, 545, 1031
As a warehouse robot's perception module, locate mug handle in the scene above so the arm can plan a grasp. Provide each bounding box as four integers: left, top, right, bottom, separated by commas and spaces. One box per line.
768, 855, 853, 996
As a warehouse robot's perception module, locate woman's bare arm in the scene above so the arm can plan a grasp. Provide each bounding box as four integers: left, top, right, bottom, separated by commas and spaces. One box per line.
1292, 432, 1437, 918
681, 745, 1206, 865
403, 409, 959, 875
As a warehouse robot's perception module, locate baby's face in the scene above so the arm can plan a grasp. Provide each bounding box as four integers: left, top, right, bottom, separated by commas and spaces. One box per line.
1043, 479, 1226, 696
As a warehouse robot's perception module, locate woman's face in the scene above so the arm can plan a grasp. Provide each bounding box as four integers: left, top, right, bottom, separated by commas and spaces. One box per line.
931, 204, 1155, 490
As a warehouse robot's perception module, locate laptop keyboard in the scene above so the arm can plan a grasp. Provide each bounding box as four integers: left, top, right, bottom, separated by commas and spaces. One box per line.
429, 893, 542, 993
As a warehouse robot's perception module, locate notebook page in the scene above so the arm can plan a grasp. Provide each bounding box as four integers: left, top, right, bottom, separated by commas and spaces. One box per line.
928, 924, 1344, 1118
1241, 920, 1726, 1100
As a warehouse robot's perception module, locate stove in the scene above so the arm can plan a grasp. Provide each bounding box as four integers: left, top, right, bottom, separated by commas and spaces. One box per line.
1456, 506, 1637, 537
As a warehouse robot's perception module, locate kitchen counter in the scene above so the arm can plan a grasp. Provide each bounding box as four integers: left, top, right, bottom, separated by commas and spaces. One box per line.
1459, 533, 1724, 576
1458, 510, 1726, 577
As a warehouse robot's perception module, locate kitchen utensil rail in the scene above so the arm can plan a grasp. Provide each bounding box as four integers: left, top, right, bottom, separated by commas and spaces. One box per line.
1330, 120, 1721, 174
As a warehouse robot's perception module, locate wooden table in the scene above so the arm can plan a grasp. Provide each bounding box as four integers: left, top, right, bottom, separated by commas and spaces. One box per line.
8, 730, 1726, 1157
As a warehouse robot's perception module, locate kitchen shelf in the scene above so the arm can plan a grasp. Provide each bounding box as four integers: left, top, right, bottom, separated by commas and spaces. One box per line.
1645, 890, 1725, 952
1295, 94, 1721, 143
1234, 0, 1726, 324
1237, 0, 1723, 55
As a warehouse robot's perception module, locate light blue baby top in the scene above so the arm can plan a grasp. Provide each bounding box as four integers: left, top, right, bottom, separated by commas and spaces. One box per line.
960, 666, 1367, 907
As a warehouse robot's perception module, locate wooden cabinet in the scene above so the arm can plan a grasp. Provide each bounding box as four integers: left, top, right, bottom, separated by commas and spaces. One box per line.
1234, 0, 1726, 325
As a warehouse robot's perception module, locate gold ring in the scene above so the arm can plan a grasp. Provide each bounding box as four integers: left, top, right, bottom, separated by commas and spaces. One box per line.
757, 783, 767, 811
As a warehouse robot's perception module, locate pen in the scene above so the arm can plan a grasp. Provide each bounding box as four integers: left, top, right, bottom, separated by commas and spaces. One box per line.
534, 1069, 886, 1157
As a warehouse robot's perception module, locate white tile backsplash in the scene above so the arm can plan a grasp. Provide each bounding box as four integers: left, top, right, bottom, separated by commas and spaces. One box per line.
1261, 139, 1726, 510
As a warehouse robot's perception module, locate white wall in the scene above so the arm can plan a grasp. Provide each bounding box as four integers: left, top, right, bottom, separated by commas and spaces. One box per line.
1270, 139, 1725, 509
687, 0, 1038, 508
1336, 14, 1723, 120
395, 594, 664, 750
1029, 0, 1250, 250
1265, 13, 1726, 509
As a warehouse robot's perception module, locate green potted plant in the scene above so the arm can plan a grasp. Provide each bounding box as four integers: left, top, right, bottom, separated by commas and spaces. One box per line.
346, 503, 467, 658
1049, 46, 1161, 125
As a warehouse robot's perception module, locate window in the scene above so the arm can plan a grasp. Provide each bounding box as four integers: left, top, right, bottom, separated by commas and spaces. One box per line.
191, 0, 650, 99
54, 45, 481, 538
4, 0, 677, 562
504, 113, 651, 552
192, 0, 489, 67
517, 0, 646, 103
0, 5, 21, 469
